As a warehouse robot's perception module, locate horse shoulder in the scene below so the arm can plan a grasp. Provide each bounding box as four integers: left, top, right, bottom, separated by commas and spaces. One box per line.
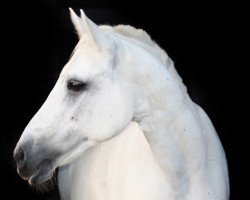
192, 104, 230, 199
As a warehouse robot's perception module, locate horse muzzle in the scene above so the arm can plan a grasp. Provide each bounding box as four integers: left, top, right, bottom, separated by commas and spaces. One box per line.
13, 141, 55, 185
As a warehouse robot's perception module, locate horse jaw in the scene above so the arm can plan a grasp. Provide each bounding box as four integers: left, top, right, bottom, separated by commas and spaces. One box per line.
54, 138, 97, 168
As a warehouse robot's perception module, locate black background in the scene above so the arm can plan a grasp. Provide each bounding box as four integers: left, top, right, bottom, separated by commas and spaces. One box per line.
1, 0, 248, 199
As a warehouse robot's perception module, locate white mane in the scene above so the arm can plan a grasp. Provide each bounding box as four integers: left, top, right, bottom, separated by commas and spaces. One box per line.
100, 24, 187, 94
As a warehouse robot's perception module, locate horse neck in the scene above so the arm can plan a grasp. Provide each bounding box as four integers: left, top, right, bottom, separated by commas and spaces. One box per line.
135, 74, 196, 168
123, 43, 206, 196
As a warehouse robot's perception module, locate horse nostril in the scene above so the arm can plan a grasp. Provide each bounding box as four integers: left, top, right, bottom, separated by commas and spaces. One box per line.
14, 147, 25, 166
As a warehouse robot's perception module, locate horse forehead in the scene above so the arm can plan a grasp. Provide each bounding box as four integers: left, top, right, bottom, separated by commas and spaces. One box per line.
60, 47, 111, 79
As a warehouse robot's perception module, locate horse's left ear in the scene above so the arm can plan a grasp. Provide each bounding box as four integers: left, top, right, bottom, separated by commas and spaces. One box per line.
69, 8, 84, 38
69, 8, 105, 49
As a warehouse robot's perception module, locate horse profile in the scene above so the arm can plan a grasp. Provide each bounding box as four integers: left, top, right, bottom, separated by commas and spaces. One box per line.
14, 8, 229, 200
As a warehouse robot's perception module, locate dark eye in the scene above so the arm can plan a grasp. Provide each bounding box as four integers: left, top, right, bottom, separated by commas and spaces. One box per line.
67, 80, 87, 92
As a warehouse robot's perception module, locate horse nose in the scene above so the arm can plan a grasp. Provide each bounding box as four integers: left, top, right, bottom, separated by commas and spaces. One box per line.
13, 141, 36, 180
14, 146, 26, 167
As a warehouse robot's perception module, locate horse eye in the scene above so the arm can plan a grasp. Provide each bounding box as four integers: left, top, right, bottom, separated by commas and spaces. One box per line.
67, 80, 86, 92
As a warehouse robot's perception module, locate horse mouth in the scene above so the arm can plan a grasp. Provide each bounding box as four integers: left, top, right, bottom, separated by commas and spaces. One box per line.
18, 159, 55, 186
28, 166, 54, 185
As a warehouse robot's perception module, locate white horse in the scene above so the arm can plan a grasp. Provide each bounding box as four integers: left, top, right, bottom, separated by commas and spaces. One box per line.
14, 8, 229, 200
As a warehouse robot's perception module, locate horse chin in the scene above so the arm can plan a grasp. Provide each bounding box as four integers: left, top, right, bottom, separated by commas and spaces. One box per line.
28, 160, 55, 186
28, 168, 54, 186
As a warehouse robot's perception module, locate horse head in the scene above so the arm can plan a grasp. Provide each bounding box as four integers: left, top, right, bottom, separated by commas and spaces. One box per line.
14, 9, 135, 185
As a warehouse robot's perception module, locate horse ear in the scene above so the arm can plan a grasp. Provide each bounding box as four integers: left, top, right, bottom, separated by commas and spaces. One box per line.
69, 8, 84, 38
69, 8, 105, 48
79, 9, 105, 49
